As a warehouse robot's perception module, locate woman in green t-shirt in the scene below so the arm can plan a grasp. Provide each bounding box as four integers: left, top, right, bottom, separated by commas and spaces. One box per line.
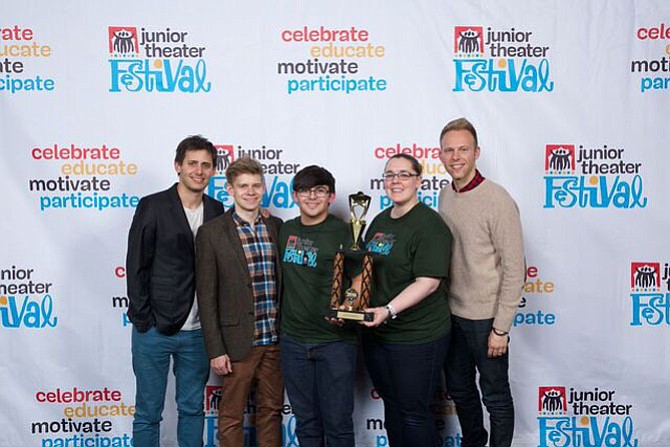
362, 153, 452, 447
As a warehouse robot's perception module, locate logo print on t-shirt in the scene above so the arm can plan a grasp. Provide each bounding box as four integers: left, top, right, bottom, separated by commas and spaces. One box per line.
366, 232, 395, 256
283, 235, 318, 268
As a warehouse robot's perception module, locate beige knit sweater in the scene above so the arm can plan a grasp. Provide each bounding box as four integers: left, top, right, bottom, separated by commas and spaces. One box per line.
438, 179, 525, 332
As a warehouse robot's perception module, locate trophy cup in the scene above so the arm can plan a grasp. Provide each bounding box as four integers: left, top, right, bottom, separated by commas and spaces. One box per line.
328, 192, 374, 322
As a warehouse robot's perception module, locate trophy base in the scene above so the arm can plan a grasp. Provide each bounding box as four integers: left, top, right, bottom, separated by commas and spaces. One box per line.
327, 309, 374, 322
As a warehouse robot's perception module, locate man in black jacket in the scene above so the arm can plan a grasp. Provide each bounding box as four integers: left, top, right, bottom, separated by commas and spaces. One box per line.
126, 135, 224, 447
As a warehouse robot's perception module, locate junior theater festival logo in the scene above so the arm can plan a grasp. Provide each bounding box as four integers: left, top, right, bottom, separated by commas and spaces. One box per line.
629, 261, 670, 326
542, 143, 647, 209
537, 386, 638, 447
203, 386, 299, 447
207, 143, 301, 210
107, 25, 211, 93
452, 25, 554, 93
1, 265, 57, 329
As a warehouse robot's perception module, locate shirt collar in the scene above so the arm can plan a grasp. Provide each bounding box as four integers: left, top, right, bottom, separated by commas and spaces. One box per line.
452, 169, 486, 193
232, 210, 261, 226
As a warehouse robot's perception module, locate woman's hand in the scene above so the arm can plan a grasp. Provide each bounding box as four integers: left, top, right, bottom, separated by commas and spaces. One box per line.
361, 306, 390, 327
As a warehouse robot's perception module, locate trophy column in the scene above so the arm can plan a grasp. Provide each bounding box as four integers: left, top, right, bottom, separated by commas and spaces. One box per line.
330, 249, 345, 310
327, 191, 374, 322
359, 252, 373, 310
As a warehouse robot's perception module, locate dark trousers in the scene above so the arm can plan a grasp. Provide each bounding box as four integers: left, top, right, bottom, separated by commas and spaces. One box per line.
444, 316, 514, 447
363, 333, 449, 447
280, 334, 357, 447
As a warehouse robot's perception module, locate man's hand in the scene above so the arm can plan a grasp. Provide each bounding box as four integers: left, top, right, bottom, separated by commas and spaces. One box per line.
211, 355, 233, 375
488, 331, 509, 358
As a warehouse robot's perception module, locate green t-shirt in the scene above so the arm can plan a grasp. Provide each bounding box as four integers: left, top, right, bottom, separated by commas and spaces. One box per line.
364, 202, 452, 343
279, 214, 359, 343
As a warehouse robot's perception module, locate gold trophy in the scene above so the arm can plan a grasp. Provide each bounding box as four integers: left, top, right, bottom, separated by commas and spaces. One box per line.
328, 192, 374, 322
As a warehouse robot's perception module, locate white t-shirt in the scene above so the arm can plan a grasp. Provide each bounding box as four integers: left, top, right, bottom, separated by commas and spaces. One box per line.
180, 203, 204, 331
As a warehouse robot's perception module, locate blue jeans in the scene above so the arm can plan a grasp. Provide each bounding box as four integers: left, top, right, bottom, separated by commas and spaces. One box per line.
132, 326, 210, 447
280, 334, 357, 447
363, 333, 449, 447
444, 316, 514, 447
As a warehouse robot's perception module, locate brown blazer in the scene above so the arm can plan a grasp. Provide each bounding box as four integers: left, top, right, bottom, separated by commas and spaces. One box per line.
195, 209, 282, 362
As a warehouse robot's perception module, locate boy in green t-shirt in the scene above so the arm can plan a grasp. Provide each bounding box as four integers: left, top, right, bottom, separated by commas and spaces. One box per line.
279, 165, 358, 447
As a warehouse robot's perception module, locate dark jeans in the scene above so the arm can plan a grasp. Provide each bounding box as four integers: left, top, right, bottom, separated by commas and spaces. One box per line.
280, 334, 357, 447
363, 332, 449, 447
444, 316, 514, 447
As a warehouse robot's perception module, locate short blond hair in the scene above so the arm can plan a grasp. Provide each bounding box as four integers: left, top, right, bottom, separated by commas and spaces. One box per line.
225, 156, 264, 184
439, 117, 478, 147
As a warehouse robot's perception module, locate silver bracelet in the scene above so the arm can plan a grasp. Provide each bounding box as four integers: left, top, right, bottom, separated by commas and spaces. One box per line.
385, 303, 398, 320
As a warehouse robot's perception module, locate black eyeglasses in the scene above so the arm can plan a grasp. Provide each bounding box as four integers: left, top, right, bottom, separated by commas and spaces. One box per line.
296, 186, 331, 198
382, 171, 419, 181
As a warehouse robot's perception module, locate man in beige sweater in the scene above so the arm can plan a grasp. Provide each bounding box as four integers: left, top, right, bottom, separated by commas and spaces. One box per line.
438, 117, 525, 447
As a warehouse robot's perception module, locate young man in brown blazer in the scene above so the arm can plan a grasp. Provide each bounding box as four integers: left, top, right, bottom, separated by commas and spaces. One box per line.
195, 157, 283, 447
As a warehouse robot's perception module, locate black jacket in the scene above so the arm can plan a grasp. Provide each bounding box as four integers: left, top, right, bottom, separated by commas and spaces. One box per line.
126, 183, 225, 335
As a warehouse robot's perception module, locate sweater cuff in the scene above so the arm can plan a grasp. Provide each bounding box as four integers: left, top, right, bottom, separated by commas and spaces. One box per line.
493, 311, 516, 334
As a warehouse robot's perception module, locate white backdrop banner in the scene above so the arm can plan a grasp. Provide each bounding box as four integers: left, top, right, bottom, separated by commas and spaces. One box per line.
1, 1, 669, 446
